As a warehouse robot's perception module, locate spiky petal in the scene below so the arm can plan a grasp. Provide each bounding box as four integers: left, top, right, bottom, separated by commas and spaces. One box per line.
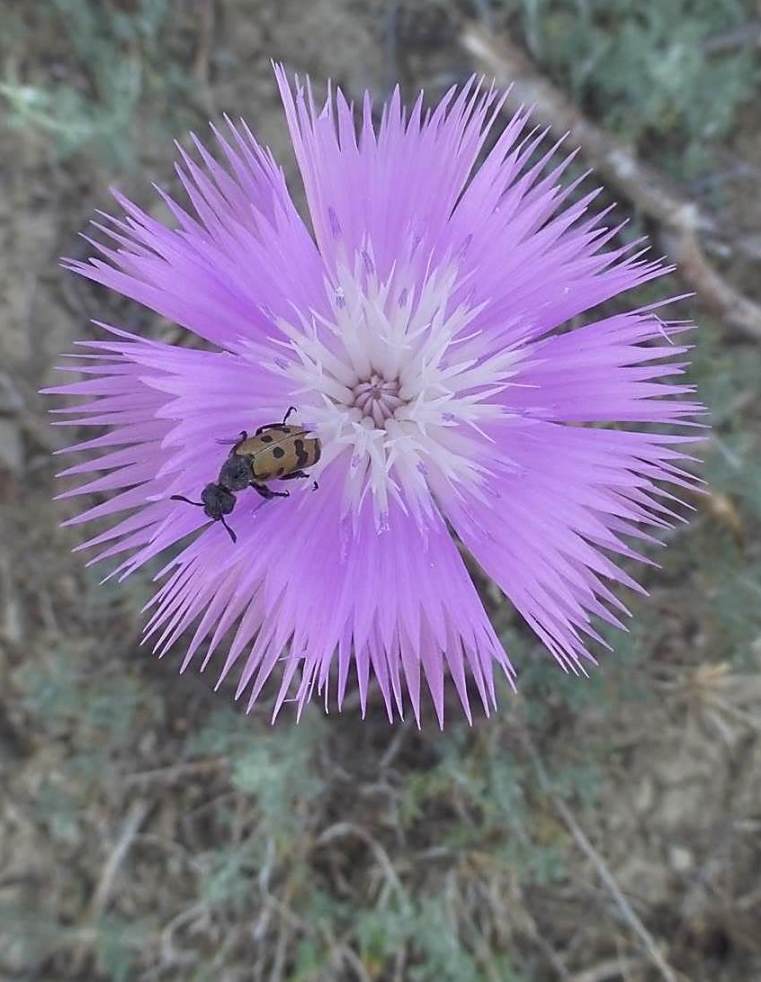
46, 70, 703, 724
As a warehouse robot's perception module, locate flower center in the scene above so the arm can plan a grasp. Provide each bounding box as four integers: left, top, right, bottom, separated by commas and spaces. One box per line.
351, 373, 403, 427
265, 251, 525, 528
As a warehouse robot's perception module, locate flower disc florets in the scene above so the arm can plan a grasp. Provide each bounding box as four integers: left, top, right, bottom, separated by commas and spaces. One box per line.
271, 251, 522, 528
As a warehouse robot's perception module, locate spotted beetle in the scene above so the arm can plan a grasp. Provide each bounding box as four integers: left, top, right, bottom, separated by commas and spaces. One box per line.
171, 407, 320, 543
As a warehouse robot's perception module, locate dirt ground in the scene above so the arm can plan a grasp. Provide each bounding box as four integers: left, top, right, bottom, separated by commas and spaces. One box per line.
1, 2, 760, 981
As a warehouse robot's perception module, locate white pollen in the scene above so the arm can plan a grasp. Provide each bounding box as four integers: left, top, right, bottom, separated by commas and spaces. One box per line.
270, 248, 525, 529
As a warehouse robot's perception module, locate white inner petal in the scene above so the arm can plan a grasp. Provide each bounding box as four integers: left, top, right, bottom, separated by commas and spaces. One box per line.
265, 248, 525, 529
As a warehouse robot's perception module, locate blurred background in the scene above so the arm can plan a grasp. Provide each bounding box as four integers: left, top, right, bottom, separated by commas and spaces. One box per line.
1, 1, 760, 980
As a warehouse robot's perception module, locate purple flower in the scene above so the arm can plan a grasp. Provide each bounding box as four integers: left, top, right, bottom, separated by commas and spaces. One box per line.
47, 71, 703, 725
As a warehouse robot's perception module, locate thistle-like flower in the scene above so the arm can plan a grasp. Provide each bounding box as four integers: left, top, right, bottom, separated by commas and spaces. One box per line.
48, 70, 703, 724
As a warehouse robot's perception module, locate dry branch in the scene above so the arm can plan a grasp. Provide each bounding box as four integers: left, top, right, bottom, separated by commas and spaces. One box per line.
72, 800, 150, 973
461, 23, 761, 343
569, 957, 641, 982
519, 728, 680, 982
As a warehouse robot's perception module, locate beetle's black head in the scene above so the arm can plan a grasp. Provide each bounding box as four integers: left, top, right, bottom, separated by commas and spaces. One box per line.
170, 483, 238, 543
219, 454, 252, 491
200, 482, 236, 519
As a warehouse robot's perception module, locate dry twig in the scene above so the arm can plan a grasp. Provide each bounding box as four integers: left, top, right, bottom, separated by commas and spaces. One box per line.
569, 956, 641, 982
89, 801, 150, 916
519, 729, 680, 982
702, 21, 761, 55
193, 0, 216, 93
461, 24, 761, 343
72, 800, 150, 973
123, 756, 225, 786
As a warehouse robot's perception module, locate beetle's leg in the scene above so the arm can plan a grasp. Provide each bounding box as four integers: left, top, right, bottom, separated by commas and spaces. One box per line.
282, 406, 297, 424
251, 482, 289, 500
170, 494, 204, 507
219, 515, 237, 544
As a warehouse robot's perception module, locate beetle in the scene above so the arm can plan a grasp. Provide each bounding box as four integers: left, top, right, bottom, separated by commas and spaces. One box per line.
170, 407, 320, 543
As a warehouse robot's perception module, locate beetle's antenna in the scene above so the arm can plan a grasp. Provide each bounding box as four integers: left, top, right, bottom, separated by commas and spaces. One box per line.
282, 405, 297, 424
220, 515, 237, 543
170, 494, 204, 507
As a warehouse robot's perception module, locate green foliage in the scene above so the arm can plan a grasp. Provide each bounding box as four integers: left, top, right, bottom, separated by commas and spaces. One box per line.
704, 558, 761, 667
685, 324, 761, 665
19, 643, 148, 750
502, 0, 758, 177
190, 707, 325, 841
290, 936, 327, 980
356, 901, 414, 970
695, 330, 761, 521
0, 904, 63, 974
35, 781, 82, 846
0, 0, 197, 166
231, 723, 324, 830
94, 916, 144, 982
356, 894, 527, 981
199, 843, 261, 909
408, 898, 482, 981
187, 705, 255, 758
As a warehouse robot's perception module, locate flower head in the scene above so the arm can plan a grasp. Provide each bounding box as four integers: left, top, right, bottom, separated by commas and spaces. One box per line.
48, 70, 703, 725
